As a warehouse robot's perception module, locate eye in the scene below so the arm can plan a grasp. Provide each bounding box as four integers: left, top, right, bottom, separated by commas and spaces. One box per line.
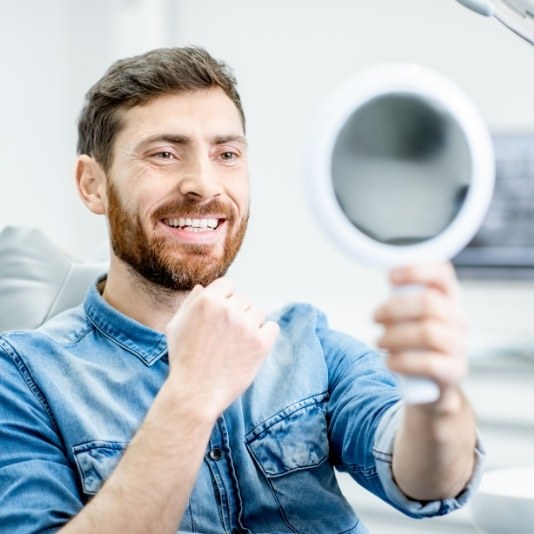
220, 151, 237, 161
154, 151, 174, 160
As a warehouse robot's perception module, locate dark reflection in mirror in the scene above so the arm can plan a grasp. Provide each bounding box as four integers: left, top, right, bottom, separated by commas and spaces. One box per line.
331, 94, 471, 245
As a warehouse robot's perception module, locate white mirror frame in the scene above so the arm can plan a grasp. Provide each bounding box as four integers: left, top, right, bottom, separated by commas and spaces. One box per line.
308, 63, 495, 269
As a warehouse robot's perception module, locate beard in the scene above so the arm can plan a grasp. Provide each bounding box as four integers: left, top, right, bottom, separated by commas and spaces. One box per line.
106, 181, 248, 290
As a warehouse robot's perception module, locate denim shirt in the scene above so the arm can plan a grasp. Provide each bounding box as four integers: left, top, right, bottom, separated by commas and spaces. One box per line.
0, 282, 484, 533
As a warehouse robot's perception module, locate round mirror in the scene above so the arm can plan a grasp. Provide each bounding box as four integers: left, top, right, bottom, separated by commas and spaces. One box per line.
308, 64, 495, 403
309, 63, 495, 268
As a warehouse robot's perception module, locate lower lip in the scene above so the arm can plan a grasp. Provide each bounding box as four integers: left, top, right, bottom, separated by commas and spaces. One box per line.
160, 220, 225, 245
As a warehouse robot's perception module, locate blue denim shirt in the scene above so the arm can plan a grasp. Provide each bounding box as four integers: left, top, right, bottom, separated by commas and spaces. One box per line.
0, 281, 484, 533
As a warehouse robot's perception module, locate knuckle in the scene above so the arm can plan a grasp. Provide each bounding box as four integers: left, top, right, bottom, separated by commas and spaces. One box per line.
420, 291, 436, 316
424, 356, 444, 381
421, 320, 438, 346
249, 305, 265, 322
194, 291, 211, 310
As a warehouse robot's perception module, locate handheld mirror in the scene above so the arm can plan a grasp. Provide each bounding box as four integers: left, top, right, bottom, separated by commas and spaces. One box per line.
308, 64, 495, 403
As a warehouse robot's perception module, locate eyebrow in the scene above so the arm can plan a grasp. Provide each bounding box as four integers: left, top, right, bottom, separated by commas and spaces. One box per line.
139, 133, 248, 148
214, 134, 248, 147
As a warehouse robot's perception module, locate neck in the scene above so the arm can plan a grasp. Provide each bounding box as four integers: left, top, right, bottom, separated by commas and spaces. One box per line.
102, 256, 190, 332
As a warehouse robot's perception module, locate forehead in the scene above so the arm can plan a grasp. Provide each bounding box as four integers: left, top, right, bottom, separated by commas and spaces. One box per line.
117, 88, 245, 143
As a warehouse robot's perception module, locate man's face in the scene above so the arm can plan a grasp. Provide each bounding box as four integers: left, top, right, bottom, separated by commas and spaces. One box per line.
103, 88, 250, 290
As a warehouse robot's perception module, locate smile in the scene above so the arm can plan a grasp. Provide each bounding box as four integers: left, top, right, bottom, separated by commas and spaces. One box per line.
163, 217, 220, 232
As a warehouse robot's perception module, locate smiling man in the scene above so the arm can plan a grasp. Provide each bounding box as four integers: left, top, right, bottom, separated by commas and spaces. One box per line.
0, 47, 484, 533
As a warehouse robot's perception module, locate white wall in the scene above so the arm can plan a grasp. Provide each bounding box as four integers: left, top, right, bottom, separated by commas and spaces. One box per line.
1, 0, 533, 349
0, 0, 173, 262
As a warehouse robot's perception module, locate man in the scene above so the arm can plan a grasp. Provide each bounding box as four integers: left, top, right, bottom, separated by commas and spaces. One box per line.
0, 47, 484, 533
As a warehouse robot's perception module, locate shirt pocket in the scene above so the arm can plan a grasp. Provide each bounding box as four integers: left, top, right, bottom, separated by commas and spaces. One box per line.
72, 440, 128, 496
245, 393, 360, 533
246, 393, 329, 476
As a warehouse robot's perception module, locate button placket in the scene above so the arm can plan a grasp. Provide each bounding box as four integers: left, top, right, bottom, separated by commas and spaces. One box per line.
205, 416, 246, 533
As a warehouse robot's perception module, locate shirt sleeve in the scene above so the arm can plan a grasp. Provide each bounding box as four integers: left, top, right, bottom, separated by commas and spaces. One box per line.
373, 400, 487, 518
0, 338, 84, 532
316, 308, 486, 518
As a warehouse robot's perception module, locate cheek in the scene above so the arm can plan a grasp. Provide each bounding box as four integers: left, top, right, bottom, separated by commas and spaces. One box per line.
238, 191, 250, 215
107, 187, 145, 229
128, 181, 168, 218
229, 179, 250, 215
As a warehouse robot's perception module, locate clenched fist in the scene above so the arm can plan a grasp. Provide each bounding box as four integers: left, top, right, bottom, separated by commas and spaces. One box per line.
165, 278, 280, 420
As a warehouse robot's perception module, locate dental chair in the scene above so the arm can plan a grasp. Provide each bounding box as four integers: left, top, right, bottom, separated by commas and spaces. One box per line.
0, 226, 107, 331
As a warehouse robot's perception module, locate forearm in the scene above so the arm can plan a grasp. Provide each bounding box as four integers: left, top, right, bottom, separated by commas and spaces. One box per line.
392, 388, 477, 501
60, 280, 278, 532
61, 376, 215, 533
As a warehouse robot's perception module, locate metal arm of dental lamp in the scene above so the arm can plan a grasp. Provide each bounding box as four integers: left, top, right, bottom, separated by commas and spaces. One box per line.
455, 0, 534, 45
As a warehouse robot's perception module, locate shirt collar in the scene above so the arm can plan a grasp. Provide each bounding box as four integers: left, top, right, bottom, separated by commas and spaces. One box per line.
83, 277, 168, 367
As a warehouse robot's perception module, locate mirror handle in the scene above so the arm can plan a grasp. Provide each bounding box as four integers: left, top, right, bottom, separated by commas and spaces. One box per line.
399, 375, 440, 404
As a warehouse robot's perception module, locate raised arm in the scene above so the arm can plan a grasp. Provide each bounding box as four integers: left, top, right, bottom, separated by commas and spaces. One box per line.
373, 262, 478, 501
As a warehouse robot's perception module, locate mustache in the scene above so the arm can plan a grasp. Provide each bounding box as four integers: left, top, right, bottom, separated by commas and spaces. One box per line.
152, 198, 236, 222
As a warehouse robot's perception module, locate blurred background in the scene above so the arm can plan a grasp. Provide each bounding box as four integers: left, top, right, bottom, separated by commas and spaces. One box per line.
1, 1, 533, 531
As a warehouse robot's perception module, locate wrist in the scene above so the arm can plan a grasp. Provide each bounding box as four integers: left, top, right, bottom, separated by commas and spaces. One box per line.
160, 372, 221, 428
405, 387, 476, 444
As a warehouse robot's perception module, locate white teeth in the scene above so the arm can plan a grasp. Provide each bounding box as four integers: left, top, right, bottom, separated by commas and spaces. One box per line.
164, 217, 219, 230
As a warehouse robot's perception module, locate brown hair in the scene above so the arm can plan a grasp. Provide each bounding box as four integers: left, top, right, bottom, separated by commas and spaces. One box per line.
77, 46, 245, 171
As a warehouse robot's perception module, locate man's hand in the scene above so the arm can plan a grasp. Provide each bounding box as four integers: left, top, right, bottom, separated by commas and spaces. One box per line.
166, 277, 280, 420
373, 262, 478, 501
373, 261, 468, 406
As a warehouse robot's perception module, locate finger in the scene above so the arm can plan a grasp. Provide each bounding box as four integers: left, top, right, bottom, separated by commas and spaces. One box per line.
227, 292, 252, 312
386, 349, 468, 385
243, 305, 267, 327
389, 261, 462, 299
179, 278, 235, 314
259, 319, 280, 346
201, 276, 235, 299
167, 284, 205, 330
377, 320, 465, 355
374, 288, 443, 323
168, 279, 235, 332
374, 288, 464, 325
180, 283, 204, 304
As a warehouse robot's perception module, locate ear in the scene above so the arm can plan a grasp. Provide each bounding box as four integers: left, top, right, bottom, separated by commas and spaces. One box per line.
76, 155, 107, 215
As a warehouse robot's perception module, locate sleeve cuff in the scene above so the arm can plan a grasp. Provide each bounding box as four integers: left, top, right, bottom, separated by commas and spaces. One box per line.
373, 400, 487, 518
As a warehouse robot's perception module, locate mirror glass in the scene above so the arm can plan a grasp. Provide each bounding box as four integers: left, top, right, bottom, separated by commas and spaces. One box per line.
331, 93, 471, 246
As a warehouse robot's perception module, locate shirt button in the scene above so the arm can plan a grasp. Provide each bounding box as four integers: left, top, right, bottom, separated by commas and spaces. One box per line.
208, 447, 223, 461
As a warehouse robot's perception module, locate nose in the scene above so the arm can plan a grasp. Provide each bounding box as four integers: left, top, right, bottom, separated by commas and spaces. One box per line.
177, 154, 223, 200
